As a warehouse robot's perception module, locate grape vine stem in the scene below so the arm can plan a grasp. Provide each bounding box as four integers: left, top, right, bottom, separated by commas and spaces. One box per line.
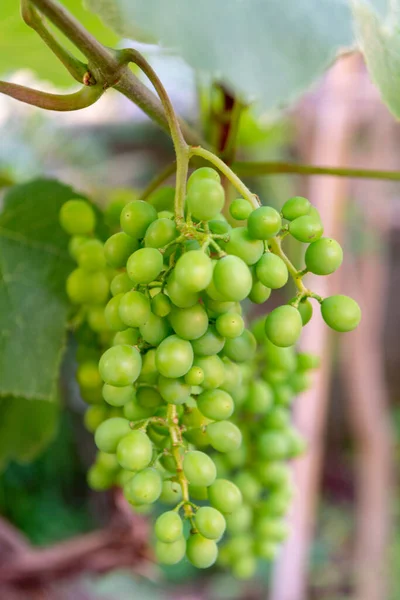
167, 404, 192, 518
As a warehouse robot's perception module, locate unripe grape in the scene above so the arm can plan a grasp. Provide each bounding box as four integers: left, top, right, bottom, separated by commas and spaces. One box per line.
144, 217, 177, 248
94, 417, 131, 453
104, 232, 139, 268
186, 534, 218, 568
281, 196, 311, 221
136, 386, 163, 409
195, 506, 226, 540
321, 294, 361, 332
110, 272, 132, 296
166, 271, 199, 308
297, 352, 320, 370
120, 200, 157, 239
87, 464, 114, 491
209, 218, 231, 235
289, 215, 323, 243
235, 472, 261, 504
208, 421, 242, 453
249, 280, 271, 304
84, 405, 108, 433
213, 256, 252, 301
256, 253, 289, 289
68, 235, 88, 260
66, 268, 109, 305
102, 383, 135, 407
224, 227, 264, 266
60, 199, 95, 235
127, 248, 163, 284
297, 299, 313, 325
187, 179, 225, 221
174, 250, 213, 292
105, 294, 125, 331
116, 430, 153, 471
99, 344, 142, 386
223, 329, 257, 363
119, 291, 151, 328
76, 239, 106, 271
156, 537, 186, 565
215, 313, 244, 339
151, 293, 171, 317
169, 304, 209, 340
159, 480, 182, 504
305, 237, 343, 275
265, 305, 302, 347
77, 360, 101, 390
112, 328, 140, 346
155, 511, 183, 543
247, 206, 282, 240
232, 556, 257, 580
124, 468, 162, 505
197, 389, 234, 421
187, 167, 220, 191
184, 366, 204, 386
183, 451, 217, 487
258, 431, 291, 460
147, 186, 175, 212
208, 479, 242, 514
158, 375, 190, 405
155, 335, 194, 378
139, 313, 171, 346
194, 355, 225, 389
191, 326, 225, 356
225, 504, 252, 534
229, 198, 253, 221
245, 379, 273, 414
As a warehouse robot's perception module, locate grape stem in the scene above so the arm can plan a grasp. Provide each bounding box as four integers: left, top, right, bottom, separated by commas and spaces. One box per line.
167, 404, 193, 518
268, 237, 308, 295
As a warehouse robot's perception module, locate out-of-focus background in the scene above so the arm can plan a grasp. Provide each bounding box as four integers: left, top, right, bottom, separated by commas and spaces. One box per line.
1, 2, 400, 599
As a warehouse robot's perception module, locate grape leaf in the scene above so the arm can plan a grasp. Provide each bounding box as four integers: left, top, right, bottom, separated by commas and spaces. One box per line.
0, 396, 58, 469
0, 0, 118, 86
352, 0, 400, 118
85, 0, 355, 111
0, 179, 79, 401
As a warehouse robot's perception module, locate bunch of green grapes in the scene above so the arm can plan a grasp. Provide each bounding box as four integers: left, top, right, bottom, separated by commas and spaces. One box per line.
59, 166, 360, 572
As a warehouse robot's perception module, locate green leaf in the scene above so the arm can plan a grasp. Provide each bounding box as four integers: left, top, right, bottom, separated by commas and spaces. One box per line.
0, 396, 58, 469
352, 0, 400, 118
85, 0, 354, 110
0, 179, 79, 401
0, 0, 118, 86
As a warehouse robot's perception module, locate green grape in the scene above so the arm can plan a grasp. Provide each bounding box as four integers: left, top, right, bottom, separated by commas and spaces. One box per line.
213, 256, 252, 301
197, 389, 234, 421
77, 361, 102, 390
321, 294, 361, 332
94, 417, 131, 453
290, 371, 311, 393
297, 299, 313, 325
207, 421, 242, 453
256, 252, 289, 289
119, 291, 151, 328
123, 468, 162, 504
231, 555, 257, 580
174, 250, 213, 292
224, 227, 264, 266
289, 215, 323, 243
255, 517, 289, 541
265, 305, 302, 347
127, 248, 163, 284
151, 293, 172, 317
76, 240, 106, 272
156, 537, 186, 565
254, 539, 279, 560
183, 451, 217, 487
138, 349, 158, 384
225, 534, 253, 559
215, 313, 244, 339
263, 406, 290, 429
123, 398, 153, 421
247, 206, 282, 240
104, 232, 139, 268
66, 268, 109, 305
225, 504, 252, 534
281, 196, 311, 221
139, 313, 171, 346
235, 472, 261, 504
110, 272, 132, 296
120, 200, 157, 239
285, 428, 307, 457
191, 326, 225, 356
203, 296, 235, 315
187, 179, 225, 221
105, 294, 125, 331
229, 198, 253, 221
169, 304, 209, 340
60, 199, 95, 235
184, 366, 204, 386
194, 355, 225, 389
255, 461, 291, 488
87, 306, 108, 332
136, 386, 163, 409
297, 352, 320, 370
155, 511, 183, 543
249, 280, 272, 304
220, 359, 243, 394
116, 430, 153, 471
166, 271, 200, 308
155, 335, 194, 378
159, 480, 183, 504
208, 479, 242, 514
104, 189, 136, 227
112, 327, 140, 346
273, 383, 294, 407
223, 329, 257, 363
148, 186, 175, 212
186, 534, 218, 568
305, 237, 343, 275
245, 379, 273, 414
195, 506, 226, 540
102, 383, 134, 407
68, 235, 89, 260
99, 344, 142, 386
158, 375, 190, 405
189, 485, 208, 500
258, 431, 290, 460
187, 167, 220, 191
87, 464, 115, 491
144, 217, 177, 248
208, 219, 231, 235
84, 405, 108, 433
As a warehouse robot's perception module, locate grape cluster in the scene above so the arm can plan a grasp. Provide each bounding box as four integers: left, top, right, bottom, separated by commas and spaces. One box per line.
59, 166, 360, 573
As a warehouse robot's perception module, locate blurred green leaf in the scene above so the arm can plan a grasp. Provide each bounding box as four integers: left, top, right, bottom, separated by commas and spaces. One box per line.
85, 0, 354, 111
0, 0, 118, 85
